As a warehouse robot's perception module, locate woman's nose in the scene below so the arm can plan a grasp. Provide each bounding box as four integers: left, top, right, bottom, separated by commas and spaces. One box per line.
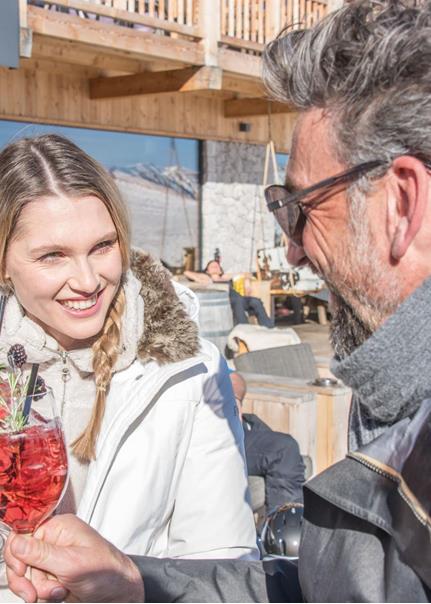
68, 259, 100, 295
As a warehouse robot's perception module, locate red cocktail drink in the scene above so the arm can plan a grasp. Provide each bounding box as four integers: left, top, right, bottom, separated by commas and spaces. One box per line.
0, 420, 67, 533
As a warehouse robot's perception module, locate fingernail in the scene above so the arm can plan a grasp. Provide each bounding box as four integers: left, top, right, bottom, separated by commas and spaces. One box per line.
50, 587, 68, 602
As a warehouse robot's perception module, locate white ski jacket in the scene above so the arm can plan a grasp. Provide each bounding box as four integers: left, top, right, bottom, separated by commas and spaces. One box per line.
0, 250, 258, 560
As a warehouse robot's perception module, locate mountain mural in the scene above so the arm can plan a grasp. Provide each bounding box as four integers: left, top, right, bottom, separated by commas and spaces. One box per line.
111, 164, 199, 268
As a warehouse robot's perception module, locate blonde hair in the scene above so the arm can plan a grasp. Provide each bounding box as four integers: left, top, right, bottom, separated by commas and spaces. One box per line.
0, 134, 131, 462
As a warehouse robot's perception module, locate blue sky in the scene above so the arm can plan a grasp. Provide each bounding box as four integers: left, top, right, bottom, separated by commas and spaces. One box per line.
0, 120, 199, 171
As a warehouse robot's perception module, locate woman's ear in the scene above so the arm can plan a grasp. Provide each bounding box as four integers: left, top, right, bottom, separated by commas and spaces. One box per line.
390, 156, 429, 260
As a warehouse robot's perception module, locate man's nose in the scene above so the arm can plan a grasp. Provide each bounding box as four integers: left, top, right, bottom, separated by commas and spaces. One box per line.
287, 241, 308, 266
68, 258, 100, 295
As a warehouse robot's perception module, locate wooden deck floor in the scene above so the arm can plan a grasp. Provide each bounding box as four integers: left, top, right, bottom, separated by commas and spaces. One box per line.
290, 321, 332, 358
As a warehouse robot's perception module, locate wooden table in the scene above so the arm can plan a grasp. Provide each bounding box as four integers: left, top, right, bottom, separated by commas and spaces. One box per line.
250, 281, 328, 324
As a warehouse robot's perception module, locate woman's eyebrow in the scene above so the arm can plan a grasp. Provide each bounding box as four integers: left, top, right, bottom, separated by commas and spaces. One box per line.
30, 232, 118, 256
30, 243, 71, 256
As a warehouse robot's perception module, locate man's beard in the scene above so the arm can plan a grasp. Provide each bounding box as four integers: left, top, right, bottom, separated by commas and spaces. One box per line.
323, 193, 402, 359
328, 293, 373, 359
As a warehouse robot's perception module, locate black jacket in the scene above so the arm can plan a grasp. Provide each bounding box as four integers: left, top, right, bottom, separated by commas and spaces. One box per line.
131, 400, 431, 602
299, 398, 431, 602
243, 413, 305, 510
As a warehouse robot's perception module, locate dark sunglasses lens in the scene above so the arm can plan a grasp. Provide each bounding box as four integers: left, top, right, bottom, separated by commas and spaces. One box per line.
274, 203, 302, 242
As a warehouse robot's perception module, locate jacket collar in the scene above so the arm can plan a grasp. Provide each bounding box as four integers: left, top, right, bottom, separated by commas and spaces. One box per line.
0, 249, 200, 374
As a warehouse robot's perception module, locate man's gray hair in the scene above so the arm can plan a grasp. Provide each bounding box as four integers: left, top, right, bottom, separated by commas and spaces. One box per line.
263, 0, 431, 167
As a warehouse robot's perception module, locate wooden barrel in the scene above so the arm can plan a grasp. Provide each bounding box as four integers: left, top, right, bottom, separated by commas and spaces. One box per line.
195, 288, 234, 355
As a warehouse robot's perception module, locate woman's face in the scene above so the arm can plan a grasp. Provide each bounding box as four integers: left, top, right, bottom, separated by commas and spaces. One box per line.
5, 194, 123, 350
206, 261, 223, 278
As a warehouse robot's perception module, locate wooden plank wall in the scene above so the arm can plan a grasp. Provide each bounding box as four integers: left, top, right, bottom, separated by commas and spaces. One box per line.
0, 61, 296, 150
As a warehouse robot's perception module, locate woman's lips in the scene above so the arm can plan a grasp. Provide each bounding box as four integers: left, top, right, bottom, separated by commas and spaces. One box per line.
57, 289, 104, 318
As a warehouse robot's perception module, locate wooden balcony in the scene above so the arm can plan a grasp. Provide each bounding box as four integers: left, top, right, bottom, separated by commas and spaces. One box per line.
220, 0, 328, 51
2, 0, 336, 149
19, 0, 329, 114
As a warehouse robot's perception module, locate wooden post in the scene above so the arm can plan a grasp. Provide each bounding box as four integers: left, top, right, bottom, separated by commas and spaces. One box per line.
199, 0, 221, 66
265, 0, 281, 42
19, 0, 27, 29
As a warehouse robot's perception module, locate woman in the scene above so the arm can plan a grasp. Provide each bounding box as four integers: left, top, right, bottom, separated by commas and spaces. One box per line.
0, 134, 257, 561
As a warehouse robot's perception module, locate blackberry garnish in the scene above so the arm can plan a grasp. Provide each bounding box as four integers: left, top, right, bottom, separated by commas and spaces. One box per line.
7, 344, 27, 369
33, 375, 47, 401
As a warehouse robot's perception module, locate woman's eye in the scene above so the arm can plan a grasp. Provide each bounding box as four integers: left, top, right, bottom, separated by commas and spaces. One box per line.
93, 240, 116, 254
39, 251, 64, 263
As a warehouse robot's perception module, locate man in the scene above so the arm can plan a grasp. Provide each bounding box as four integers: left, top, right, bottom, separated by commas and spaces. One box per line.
5, 1, 431, 601
231, 371, 305, 511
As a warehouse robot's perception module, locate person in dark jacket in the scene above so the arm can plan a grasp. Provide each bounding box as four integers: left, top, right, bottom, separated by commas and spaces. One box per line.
231, 371, 305, 510
243, 413, 304, 509
4, 1, 431, 602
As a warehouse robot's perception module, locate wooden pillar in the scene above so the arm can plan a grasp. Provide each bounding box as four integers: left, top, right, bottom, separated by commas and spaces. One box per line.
19, 0, 32, 60
19, 0, 27, 28
265, 0, 282, 42
198, 0, 221, 67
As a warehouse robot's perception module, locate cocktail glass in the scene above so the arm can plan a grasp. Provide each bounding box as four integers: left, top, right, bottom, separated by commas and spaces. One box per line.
0, 387, 68, 579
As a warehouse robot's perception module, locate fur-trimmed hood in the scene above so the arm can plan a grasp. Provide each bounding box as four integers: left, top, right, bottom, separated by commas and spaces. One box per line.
130, 249, 200, 365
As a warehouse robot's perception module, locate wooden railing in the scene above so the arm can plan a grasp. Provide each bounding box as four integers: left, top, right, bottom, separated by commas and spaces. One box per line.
281, 0, 327, 29
29, 0, 202, 38
220, 0, 328, 52
25, 0, 329, 55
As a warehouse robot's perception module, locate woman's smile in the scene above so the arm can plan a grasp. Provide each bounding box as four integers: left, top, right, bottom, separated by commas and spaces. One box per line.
57, 288, 105, 317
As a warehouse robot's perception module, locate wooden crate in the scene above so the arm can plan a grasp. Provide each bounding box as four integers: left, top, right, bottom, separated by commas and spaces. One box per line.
243, 386, 318, 472
242, 372, 351, 474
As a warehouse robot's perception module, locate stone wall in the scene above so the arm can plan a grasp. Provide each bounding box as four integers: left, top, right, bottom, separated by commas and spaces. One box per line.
201, 140, 277, 273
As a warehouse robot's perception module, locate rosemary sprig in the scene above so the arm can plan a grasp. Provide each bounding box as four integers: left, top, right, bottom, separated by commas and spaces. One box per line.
0, 366, 32, 434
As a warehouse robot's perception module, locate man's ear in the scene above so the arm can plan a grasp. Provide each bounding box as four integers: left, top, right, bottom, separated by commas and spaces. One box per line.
390, 156, 429, 260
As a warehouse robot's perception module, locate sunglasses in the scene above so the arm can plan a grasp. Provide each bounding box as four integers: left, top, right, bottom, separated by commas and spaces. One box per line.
264, 160, 387, 245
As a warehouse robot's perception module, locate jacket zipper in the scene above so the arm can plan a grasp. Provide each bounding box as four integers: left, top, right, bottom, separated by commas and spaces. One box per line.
60, 350, 71, 415
348, 451, 398, 484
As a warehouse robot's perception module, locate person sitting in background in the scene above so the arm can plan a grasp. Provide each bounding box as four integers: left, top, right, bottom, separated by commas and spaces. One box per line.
231, 372, 305, 512
185, 260, 274, 328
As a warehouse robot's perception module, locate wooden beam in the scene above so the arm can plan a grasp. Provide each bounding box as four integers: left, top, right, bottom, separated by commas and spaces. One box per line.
89, 66, 223, 99
222, 74, 265, 97
28, 5, 205, 66
220, 34, 264, 53
224, 98, 294, 117
218, 47, 262, 79
31, 34, 148, 74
